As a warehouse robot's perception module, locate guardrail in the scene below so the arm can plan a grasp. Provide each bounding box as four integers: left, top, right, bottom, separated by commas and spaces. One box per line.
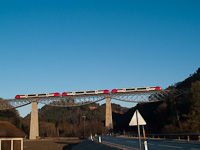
117, 133, 200, 142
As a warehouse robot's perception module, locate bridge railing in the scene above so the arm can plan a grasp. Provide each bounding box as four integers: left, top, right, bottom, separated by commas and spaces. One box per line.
116, 133, 200, 141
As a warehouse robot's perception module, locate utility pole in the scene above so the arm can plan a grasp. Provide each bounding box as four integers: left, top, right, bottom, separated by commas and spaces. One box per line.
82, 115, 86, 139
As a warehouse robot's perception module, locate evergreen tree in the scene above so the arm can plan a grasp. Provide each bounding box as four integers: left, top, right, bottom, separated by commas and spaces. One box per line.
187, 81, 200, 132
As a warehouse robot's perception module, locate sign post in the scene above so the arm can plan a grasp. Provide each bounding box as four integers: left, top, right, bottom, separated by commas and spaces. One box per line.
129, 110, 147, 150
143, 126, 148, 150
136, 110, 142, 150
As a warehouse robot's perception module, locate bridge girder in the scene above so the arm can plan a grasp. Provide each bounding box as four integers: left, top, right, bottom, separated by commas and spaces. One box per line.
0, 89, 188, 110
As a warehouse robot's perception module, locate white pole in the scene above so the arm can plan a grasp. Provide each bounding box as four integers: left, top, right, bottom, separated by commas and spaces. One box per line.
11, 140, 13, 150
99, 136, 101, 143
90, 135, 93, 141
144, 141, 148, 150
136, 110, 142, 150
21, 139, 23, 150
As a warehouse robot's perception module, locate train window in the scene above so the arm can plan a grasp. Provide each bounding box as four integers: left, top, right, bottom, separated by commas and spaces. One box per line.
137, 88, 146, 90
28, 94, 36, 96
86, 91, 95, 93
38, 94, 46, 96
97, 90, 104, 92
117, 89, 123, 91
126, 88, 135, 91
66, 92, 73, 94
75, 91, 84, 94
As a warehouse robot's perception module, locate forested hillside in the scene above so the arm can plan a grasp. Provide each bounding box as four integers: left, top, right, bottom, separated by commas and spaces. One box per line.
0, 98, 23, 129
114, 68, 200, 134
23, 103, 128, 137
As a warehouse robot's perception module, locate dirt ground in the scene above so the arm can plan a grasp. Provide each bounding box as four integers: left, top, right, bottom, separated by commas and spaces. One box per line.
23, 138, 82, 150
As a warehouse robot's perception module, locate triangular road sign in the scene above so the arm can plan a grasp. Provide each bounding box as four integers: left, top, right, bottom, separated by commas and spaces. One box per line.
129, 110, 146, 126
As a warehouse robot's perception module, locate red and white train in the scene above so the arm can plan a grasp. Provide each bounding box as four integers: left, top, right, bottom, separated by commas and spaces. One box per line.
111, 86, 162, 93
15, 92, 60, 99
62, 89, 110, 96
15, 86, 162, 98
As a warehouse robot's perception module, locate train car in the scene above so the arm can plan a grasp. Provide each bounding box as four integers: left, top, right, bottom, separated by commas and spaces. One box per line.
111, 86, 162, 93
111, 88, 126, 93
62, 89, 110, 96
62, 91, 75, 96
15, 92, 60, 99
94, 89, 110, 94
148, 86, 162, 91
111, 88, 136, 93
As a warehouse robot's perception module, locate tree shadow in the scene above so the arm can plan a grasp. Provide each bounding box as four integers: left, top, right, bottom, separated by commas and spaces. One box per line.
62, 143, 79, 150
54, 140, 82, 150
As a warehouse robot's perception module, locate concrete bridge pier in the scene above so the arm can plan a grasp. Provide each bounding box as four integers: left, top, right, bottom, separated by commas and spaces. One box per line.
105, 97, 113, 132
29, 101, 39, 140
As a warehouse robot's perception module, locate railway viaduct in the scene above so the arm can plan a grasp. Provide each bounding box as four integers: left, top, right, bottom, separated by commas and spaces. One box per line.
0, 89, 186, 139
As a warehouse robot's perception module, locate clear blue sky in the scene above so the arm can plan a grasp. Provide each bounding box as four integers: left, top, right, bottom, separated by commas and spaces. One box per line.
0, 0, 200, 117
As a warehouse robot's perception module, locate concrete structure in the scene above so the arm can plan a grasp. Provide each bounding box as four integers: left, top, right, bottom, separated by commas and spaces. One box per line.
105, 98, 113, 131
28, 98, 113, 139
29, 101, 39, 140
0, 121, 26, 150
29, 98, 113, 139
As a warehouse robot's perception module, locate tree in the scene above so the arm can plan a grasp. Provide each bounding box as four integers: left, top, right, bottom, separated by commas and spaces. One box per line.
190, 81, 200, 112
186, 81, 200, 132
39, 122, 57, 137
58, 122, 73, 137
